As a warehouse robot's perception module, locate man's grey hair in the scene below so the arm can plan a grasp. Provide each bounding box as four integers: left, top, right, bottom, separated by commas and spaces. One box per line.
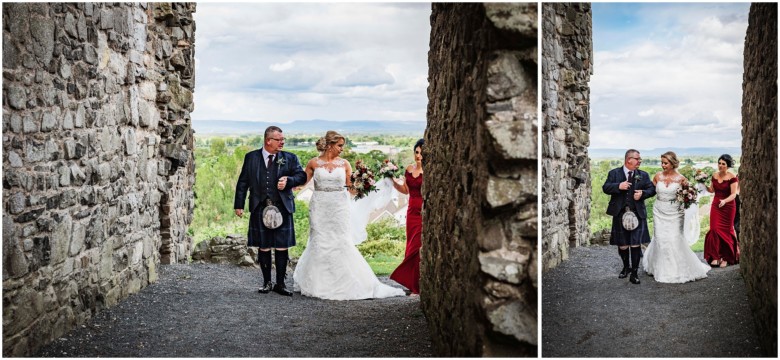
264, 126, 283, 140
624, 149, 640, 162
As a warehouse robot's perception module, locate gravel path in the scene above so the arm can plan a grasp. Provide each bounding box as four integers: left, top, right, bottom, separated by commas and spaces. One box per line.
35, 264, 433, 357
542, 245, 763, 357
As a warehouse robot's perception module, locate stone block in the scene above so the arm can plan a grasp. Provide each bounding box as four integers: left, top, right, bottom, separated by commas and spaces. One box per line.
487, 300, 537, 345
8, 151, 23, 168
8, 192, 26, 214
478, 252, 526, 284
147, 258, 158, 283
23, 115, 38, 134
29, 17, 55, 65
124, 129, 137, 155
487, 52, 530, 102
486, 174, 536, 208
484, 3, 537, 39
131, 241, 143, 265
74, 104, 85, 128
7, 85, 27, 110
58, 165, 71, 186
139, 99, 159, 129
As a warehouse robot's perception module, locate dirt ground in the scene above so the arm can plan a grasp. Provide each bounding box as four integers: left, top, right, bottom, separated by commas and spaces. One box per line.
35, 263, 433, 357
542, 245, 764, 357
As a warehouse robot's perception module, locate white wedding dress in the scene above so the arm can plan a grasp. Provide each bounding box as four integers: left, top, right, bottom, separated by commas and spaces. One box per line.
642, 177, 710, 283
293, 162, 405, 300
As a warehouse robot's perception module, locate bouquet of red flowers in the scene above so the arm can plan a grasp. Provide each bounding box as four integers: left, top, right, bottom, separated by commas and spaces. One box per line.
347, 160, 378, 200
674, 183, 698, 209
377, 159, 400, 179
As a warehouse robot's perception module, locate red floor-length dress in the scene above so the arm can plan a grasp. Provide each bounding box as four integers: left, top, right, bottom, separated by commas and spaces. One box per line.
390, 170, 423, 294
704, 176, 740, 265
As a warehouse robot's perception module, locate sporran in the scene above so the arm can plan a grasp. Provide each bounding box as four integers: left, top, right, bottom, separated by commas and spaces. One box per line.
622, 206, 639, 231
262, 199, 283, 229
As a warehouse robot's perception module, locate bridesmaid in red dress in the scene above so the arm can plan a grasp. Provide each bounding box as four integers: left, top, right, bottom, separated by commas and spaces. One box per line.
704, 154, 739, 268
390, 139, 424, 295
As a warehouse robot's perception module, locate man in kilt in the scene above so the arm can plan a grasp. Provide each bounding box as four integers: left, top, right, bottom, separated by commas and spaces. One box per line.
602, 149, 656, 284
235, 126, 307, 296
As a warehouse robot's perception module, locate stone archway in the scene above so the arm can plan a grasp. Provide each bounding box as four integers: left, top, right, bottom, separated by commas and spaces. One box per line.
541, 2, 777, 356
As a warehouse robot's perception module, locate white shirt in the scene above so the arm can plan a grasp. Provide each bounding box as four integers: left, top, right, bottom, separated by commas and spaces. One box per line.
261, 148, 278, 166
623, 166, 635, 181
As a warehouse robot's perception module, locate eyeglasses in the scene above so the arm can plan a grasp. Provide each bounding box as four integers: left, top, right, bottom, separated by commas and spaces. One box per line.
269, 138, 285, 142
629, 157, 642, 161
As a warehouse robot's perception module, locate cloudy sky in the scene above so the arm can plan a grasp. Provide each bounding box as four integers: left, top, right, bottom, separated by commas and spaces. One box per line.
190, 3, 431, 124
590, 2, 750, 150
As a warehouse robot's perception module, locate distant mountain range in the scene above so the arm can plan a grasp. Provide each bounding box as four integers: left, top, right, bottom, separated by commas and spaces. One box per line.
192, 119, 426, 135
589, 147, 741, 159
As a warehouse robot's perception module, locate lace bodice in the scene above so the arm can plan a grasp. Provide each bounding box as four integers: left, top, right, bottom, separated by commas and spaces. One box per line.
655, 173, 685, 202
313, 165, 346, 192
655, 181, 680, 202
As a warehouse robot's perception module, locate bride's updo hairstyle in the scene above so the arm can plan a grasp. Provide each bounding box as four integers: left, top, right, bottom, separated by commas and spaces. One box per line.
316, 130, 345, 152
661, 151, 679, 169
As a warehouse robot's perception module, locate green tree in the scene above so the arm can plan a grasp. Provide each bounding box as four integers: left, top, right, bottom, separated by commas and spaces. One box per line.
678, 165, 695, 181
210, 138, 227, 156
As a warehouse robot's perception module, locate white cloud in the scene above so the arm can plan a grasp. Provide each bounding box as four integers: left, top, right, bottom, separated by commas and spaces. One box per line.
590, 3, 749, 149
191, 3, 431, 123
637, 109, 655, 117
269, 60, 295, 72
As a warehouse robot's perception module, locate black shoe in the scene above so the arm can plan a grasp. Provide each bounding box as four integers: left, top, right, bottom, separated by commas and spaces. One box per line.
619, 267, 630, 279
258, 282, 274, 294
272, 283, 293, 297
629, 270, 640, 284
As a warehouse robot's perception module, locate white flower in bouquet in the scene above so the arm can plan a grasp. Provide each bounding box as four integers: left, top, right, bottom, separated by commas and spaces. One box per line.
378, 159, 401, 179
694, 171, 708, 183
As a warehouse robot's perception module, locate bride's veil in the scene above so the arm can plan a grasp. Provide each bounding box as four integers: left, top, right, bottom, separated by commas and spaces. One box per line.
683, 172, 704, 246
348, 177, 397, 245
683, 204, 700, 246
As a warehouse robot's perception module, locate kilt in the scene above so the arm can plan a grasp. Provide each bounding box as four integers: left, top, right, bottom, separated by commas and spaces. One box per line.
247, 203, 296, 249
609, 210, 651, 246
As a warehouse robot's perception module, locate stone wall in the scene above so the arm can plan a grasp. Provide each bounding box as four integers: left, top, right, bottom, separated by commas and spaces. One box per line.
540, 3, 592, 271
739, 2, 777, 356
423, 3, 537, 356
2, 3, 196, 356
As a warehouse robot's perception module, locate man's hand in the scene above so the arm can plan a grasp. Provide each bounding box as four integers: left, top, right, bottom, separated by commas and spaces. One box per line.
235, 209, 244, 217
633, 190, 642, 201
277, 176, 288, 190
619, 181, 632, 190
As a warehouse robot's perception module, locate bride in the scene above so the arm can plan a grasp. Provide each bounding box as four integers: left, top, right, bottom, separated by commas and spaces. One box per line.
642, 151, 710, 283
292, 130, 405, 300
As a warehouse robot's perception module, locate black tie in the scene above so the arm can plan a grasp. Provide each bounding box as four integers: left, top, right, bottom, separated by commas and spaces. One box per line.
267, 155, 274, 169
628, 171, 634, 182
